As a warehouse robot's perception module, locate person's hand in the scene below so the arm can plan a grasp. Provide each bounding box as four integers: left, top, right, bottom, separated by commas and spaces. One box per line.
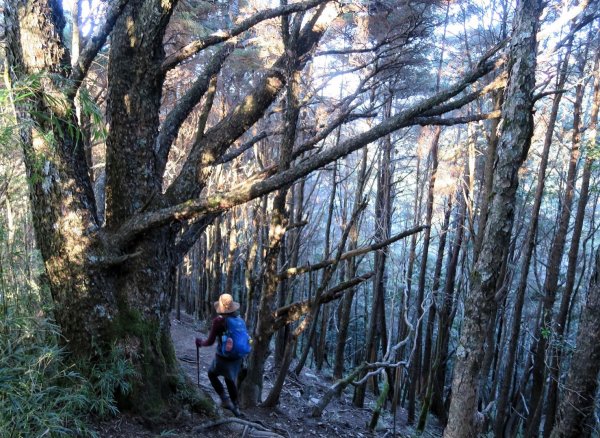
195, 337, 203, 348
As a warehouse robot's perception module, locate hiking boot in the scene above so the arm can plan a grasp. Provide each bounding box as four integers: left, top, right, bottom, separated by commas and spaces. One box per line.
219, 395, 234, 411
230, 403, 241, 417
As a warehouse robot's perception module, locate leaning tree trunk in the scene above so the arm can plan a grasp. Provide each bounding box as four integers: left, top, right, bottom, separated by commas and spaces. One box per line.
239, 57, 300, 405
443, 0, 542, 436
549, 247, 600, 438
353, 96, 394, 407
431, 155, 468, 425
299, 160, 338, 372
389, 135, 423, 407
542, 41, 599, 438
526, 40, 588, 438
493, 37, 573, 436
333, 148, 368, 379
417, 195, 452, 431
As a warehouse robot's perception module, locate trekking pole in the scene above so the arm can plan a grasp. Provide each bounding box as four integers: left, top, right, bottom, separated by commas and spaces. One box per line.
196, 345, 200, 387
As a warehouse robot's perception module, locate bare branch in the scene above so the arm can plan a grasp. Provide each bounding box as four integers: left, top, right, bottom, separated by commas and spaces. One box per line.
164, 5, 338, 204
271, 272, 375, 331
193, 417, 284, 436
214, 131, 270, 165
194, 76, 219, 141
353, 361, 410, 386
172, 213, 220, 265
87, 250, 142, 268
419, 72, 507, 118
311, 363, 367, 417
111, 167, 276, 248
533, 88, 567, 102
161, 0, 331, 72
68, 0, 129, 97
413, 111, 501, 126
279, 225, 428, 279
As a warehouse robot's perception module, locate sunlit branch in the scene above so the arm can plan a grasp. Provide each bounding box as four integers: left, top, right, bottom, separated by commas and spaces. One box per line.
291, 71, 379, 158
313, 32, 408, 57
161, 0, 331, 72
278, 225, 428, 280
533, 88, 567, 102
112, 167, 277, 248
163, 69, 286, 203
538, 1, 599, 64
290, 102, 363, 157
194, 76, 219, 142
310, 363, 367, 417
172, 213, 220, 265
414, 111, 501, 126
420, 71, 507, 119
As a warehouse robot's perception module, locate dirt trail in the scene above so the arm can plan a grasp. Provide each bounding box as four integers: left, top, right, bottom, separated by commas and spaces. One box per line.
170, 311, 442, 437
170, 312, 218, 398
96, 312, 441, 437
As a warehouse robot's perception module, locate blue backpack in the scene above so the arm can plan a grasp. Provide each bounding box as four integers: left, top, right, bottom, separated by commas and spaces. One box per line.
219, 316, 252, 359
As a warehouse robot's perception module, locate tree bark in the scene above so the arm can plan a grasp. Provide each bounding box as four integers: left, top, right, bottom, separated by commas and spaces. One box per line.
493, 36, 573, 436
333, 149, 368, 379
526, 40, 588, 438
543, 42, 599, 438
443, 0, 542, 435
549, 248, 600, 438
408, 126, 440, 424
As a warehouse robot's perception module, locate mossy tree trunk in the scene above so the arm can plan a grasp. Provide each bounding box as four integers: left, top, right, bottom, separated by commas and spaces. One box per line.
3, 0, 333, 416
4, 0, 187, 417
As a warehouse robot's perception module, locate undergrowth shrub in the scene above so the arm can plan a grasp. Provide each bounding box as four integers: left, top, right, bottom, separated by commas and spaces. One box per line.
0, 308, 137, 437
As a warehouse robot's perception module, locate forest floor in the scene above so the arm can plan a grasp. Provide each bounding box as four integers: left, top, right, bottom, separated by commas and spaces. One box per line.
94, 311, 443, 437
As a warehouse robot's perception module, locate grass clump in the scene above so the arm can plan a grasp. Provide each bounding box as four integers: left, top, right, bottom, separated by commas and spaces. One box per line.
0, 307, 137, 437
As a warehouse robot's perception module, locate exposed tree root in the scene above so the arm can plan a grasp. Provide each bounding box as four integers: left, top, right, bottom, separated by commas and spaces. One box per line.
193, 417, 285, 437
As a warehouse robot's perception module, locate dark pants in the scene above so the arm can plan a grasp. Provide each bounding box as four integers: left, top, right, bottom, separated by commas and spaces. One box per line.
207, 355, 242, 404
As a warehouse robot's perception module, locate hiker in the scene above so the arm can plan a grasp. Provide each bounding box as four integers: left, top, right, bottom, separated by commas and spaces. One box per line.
195, 293, 251, 417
